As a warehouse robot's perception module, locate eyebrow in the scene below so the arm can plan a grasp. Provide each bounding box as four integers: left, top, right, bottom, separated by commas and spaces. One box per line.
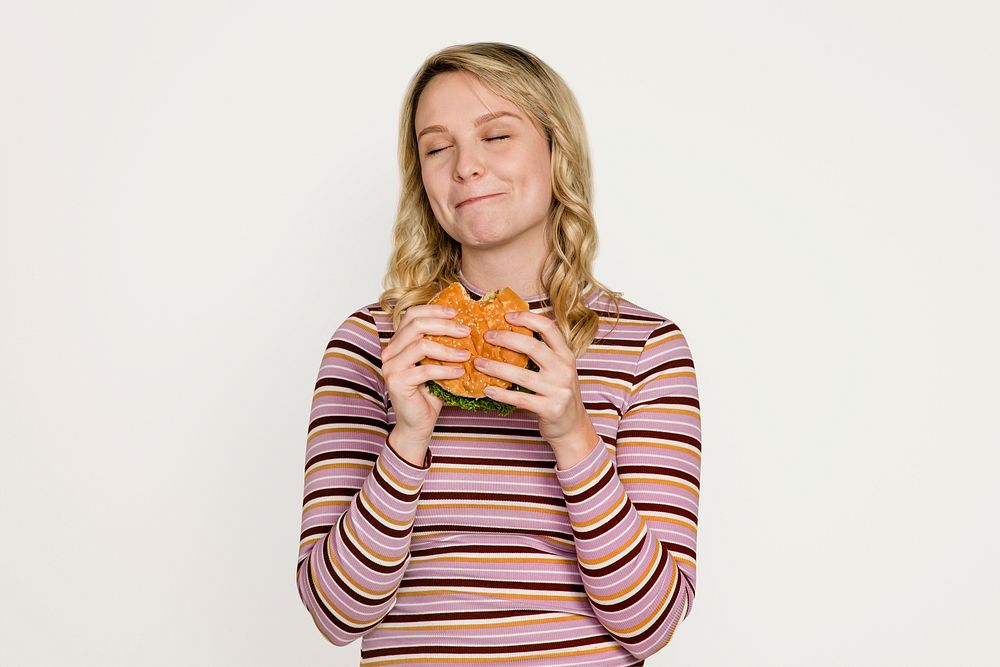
417, 110, 523, 140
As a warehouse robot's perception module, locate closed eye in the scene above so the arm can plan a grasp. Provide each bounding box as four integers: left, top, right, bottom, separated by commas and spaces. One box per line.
425, 135, 510, 157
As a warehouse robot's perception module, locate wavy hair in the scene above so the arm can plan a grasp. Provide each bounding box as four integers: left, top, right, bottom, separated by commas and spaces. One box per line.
377, 41, 622, 358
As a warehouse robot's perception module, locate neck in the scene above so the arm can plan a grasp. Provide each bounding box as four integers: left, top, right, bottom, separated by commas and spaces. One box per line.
460, 264, 544, 298
459, 223, 550, 297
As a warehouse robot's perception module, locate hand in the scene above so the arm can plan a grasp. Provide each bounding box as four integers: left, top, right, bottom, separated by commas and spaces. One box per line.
380, 305, 472, 446
474, 310, 595, 452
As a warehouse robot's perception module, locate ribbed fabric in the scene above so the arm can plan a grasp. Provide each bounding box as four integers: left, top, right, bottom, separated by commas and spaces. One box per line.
296, 272, 701, 665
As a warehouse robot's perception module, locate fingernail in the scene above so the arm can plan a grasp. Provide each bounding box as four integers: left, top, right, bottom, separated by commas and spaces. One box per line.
484, 330, 496, 341
444, 308, 457, 316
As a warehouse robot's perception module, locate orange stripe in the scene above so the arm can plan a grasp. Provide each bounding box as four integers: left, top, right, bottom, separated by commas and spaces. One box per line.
339, 512, 408, 596
357, 485, 413, 528
415, 502, 570, 516
378, 611, 583, 631
628, 370, 697, 397
619, 476, 700, 497
362, 643, 627, 666
589, 346, 642, 357
312, 388, 384, 408
395, 589, 588, 603
375, 454, 423, 493
576, 519, 644, 567
307, 461, 374, 473
642, 515, 699, 532
300, 499, 350, 518
645, 332, 687, 349
577, 377, 635, 391
615, 438, 702, 459
321, 349, 376, 368
571, 488, 627, 529
431, 434, 557, 446
342, 506, 406, 565
616, 543, 681, 634
586, 531, 660, 603
411, 531, 574, 550
307, 424, 385, 445
311, 543, 383, 625
410, 555, 577, 565
561, 457, 614, 493
623, 405, 701, 420
433, 466, 558, 478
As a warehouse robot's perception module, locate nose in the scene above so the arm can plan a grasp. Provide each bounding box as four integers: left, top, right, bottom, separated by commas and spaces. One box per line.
453, 143, 485, 181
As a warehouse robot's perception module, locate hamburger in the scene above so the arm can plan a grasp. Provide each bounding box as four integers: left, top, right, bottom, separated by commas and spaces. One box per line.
416, 281, 541, 416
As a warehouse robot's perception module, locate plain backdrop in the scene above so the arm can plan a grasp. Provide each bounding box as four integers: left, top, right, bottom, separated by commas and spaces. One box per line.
2, 1, 997, 665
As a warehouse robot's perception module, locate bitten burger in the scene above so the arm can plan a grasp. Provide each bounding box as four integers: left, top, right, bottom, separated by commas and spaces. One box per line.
417, 281, 540, 416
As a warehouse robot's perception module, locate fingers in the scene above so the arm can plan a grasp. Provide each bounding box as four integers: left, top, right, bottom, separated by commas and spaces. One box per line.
503, 310, 572, 360
396, 337, 468, 390
381, 305, 470, 368
401, 337, 471, 371
383, 337, 468, 401
401, 304, 456, 330
411, 360, 467, 385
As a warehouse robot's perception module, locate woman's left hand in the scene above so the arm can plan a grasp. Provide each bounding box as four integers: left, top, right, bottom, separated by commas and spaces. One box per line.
475, 310, 597, 460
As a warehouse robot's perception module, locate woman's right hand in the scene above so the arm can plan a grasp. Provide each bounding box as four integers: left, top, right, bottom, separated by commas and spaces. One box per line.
380, 305, 472, 446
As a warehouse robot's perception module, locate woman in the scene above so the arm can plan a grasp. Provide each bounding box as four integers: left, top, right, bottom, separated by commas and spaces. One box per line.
296, 42, 702, 666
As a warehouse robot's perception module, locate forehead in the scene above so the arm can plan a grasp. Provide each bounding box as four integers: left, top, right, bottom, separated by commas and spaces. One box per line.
414, 71, 522, 130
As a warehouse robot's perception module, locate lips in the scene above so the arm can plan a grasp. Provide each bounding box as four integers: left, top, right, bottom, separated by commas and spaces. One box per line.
457, 192, 504, 208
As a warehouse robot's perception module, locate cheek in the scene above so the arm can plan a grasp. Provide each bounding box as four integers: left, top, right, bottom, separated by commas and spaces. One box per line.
421, 171, 446, 211
422, 176, 457, 230
521, 150, 553, 204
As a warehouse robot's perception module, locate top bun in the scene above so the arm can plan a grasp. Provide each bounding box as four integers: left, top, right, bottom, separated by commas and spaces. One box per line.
421, 281, 533, 398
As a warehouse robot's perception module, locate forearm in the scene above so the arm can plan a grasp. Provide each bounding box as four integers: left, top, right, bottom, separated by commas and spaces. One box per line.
555, 441, 694, 660
297, 433, 430, 645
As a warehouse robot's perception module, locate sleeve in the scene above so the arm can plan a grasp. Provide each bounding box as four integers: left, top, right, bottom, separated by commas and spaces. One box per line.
554, 319, 701, 660
295, 306, 433, 646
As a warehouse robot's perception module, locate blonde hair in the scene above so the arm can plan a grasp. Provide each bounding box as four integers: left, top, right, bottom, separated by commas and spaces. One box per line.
377, 41, 622, 358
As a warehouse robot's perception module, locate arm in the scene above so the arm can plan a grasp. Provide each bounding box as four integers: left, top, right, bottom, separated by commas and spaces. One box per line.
295, 306, 431, 646
554, 319, 701, 660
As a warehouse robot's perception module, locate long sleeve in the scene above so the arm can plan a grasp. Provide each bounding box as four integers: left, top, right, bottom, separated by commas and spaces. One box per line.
554, 319, 701, 660
295, 307, 432, 646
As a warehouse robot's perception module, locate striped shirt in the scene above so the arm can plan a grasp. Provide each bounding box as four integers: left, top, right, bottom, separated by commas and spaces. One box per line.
296, 271, 701, 665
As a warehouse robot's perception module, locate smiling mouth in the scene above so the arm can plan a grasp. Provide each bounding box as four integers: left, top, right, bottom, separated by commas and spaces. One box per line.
457, 193, 504, 208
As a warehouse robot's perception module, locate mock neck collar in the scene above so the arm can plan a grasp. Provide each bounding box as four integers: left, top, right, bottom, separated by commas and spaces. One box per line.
456, 267, 599, 307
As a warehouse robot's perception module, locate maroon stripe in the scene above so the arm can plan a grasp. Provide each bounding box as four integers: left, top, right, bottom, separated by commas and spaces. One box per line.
361, 632, 615, 659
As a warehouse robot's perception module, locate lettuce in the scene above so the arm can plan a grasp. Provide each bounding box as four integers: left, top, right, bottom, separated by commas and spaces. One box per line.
421, 357, 540, 417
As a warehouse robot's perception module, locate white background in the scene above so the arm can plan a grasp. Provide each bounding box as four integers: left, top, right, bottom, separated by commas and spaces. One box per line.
2, 1, 997, 665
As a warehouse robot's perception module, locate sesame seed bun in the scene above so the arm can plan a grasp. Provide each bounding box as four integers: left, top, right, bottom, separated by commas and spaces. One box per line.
420, 281, 533, 399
